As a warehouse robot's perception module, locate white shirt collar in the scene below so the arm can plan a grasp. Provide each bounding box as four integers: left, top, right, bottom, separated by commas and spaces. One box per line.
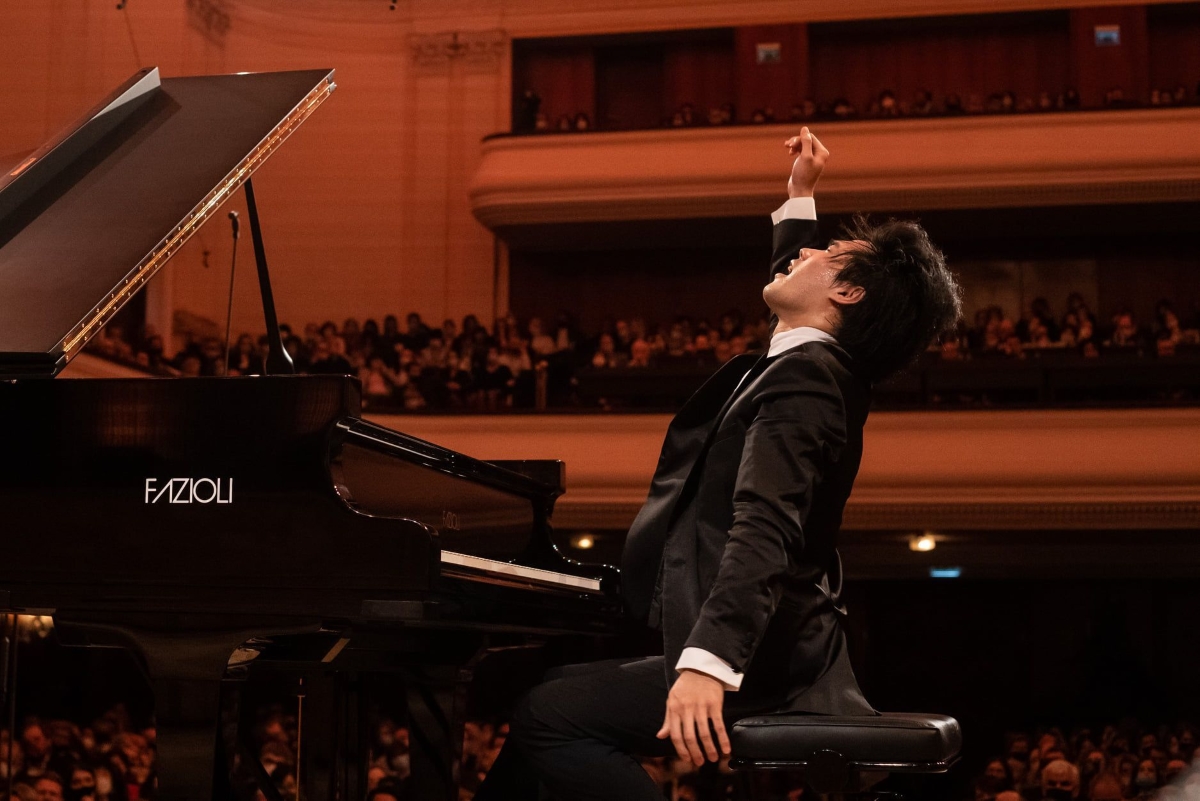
768, 325, 837, 357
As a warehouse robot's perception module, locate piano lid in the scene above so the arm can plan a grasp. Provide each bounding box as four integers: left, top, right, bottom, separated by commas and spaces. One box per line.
0, 67, 336, 379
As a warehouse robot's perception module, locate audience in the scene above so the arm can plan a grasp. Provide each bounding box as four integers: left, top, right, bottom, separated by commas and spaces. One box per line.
1, 708, 157, 801
85, 292, 1200, 411
970, 721, 1200, 801
514, 78, 1200, 134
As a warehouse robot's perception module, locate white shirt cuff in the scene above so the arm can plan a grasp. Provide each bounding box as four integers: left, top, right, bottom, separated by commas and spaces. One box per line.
676, 647, 743, 691
771, 196, 817, 225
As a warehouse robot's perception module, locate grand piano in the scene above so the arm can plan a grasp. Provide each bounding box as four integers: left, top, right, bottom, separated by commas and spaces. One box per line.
0, 68, 621, 800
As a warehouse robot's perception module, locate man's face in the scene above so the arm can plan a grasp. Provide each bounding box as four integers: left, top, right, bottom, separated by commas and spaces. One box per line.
763, 239, 867, 323
33, 779, 63, 801
23, 725, 49, 758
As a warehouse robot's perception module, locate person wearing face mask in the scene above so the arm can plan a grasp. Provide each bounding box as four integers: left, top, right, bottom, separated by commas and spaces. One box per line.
1133, 758, 1160, 799
978, 757, 1014, 798
67, 768, 97, 801
1041, 759, 1080, 801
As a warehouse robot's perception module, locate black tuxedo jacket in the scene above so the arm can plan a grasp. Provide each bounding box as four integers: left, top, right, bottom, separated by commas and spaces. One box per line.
620, 215, 876, 716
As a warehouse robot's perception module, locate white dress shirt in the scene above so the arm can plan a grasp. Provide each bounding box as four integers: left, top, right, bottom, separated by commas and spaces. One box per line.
674, 196, 832, 691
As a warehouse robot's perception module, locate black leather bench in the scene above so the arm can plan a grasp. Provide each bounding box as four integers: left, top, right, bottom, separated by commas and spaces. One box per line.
731, 712, 962, 799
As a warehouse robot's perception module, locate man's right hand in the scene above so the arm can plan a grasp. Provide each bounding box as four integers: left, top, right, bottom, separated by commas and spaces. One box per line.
785, 126, 829, 199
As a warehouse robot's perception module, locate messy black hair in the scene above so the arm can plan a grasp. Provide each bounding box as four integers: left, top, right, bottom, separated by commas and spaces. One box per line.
832, 215, 962, 382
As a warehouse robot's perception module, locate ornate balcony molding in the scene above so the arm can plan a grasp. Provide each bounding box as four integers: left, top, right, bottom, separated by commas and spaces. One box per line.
469, 108, 1200, 227
371, 408, 1200, 532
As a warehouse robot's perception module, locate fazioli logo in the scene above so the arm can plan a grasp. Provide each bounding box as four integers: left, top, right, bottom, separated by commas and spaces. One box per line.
144, 478, 234, 504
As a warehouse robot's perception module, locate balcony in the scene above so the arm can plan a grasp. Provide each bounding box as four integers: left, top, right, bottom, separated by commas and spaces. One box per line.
469, 107, 1200, 227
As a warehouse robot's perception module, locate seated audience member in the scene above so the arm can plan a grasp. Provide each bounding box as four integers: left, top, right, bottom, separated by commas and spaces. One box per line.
590, 334, 628, 369
19, 723, 52, 783
1041, 759, 1079, 801
228, 333, 261, 376
438, 318, 458, 349
32, 774, 64, 801
979, 757, 1015, 795
341, 317, 362, 354
1133, 758, 1160, 799
1106, 310, 1144, 350
526, 317, 557, 359
1088, 772, 1125, 801
911, 89, 935, 116
627, 338, 652, 368
366, 779, 405, 801
692, 333, 716, 367
875, 89, 901, 117
308, 339, 353, 375
402, 312, 431, 352
67, 768, 97, 801
712, 339, 733, 365
612, 319, 634, 355
473, 346, 514, 410
1078, 749, 1106, 791
1113, 754, 1139, 796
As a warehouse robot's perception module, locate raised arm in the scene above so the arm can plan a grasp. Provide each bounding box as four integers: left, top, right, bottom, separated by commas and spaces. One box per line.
769, 127, 830, 281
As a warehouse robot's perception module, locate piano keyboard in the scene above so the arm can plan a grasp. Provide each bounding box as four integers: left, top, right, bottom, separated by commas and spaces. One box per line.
440, 550, 603, 593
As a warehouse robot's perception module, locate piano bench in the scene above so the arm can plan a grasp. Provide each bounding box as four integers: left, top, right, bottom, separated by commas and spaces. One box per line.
729, 712, 962, 800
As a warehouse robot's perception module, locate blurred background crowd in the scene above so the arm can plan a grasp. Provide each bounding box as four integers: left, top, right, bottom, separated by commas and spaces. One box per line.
85, 291, 1200, 412
6, 710, 1199, 801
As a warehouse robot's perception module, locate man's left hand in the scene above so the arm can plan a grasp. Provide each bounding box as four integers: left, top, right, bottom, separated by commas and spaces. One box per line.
656, 669, 731, 766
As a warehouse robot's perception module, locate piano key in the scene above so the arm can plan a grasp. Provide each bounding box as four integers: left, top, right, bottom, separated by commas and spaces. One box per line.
439, 550, 603, 593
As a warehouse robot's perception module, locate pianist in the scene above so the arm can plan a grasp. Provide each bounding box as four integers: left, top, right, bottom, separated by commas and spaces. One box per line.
475, 128, 963, 801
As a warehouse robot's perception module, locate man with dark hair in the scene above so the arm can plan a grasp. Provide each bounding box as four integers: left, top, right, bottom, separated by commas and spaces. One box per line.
475, 127, 962, 801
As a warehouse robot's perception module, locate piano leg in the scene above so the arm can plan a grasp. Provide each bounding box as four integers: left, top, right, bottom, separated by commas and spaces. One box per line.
153, 675, 233, 801
406, 666, 461, 801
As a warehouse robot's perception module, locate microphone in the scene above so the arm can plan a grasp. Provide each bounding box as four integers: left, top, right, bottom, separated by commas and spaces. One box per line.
228, 210, 240, 240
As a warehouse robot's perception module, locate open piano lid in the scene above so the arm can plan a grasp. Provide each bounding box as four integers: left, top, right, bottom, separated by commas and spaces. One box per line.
0, 66, 335, 379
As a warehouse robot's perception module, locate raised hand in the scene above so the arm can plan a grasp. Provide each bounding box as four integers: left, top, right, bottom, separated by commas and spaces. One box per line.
785, 126, 830, 199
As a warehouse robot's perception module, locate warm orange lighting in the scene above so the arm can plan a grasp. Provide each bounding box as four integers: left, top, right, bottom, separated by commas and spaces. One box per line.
909, 533, 937, 552
570, 534, 595, 550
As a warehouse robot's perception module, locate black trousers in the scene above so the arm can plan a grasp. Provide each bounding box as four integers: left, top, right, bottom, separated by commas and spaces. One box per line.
473, 656, 775, 801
